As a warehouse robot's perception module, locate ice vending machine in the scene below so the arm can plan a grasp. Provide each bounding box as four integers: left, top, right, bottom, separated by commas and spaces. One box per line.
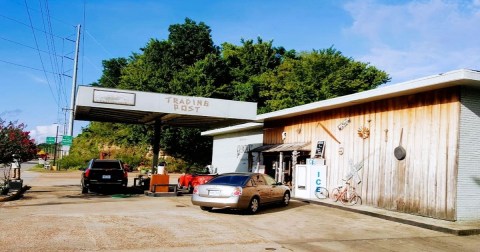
294, 158, 327, 199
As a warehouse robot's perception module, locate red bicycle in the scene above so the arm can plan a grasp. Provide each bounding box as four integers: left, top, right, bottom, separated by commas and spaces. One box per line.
330, 181, 361, 206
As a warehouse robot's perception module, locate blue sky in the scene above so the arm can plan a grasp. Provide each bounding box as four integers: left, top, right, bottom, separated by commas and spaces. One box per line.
1, 0, 479, 144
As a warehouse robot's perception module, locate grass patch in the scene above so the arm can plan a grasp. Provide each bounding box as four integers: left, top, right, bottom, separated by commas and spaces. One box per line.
29, 164, 78, 173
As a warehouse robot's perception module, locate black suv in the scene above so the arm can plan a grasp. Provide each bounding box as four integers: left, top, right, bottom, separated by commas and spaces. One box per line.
81, 159, 128, 193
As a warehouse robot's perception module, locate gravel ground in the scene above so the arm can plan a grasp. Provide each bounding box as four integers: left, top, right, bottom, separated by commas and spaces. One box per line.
1, 170, 479, 251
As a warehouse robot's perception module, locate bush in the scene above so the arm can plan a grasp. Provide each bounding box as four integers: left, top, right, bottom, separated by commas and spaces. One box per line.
115, 147, 147, 170
60, 154, 91, 170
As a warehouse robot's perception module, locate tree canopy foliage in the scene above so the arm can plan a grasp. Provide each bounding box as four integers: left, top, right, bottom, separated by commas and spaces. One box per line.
0, 119, 37, 166
70, 18, 390, 169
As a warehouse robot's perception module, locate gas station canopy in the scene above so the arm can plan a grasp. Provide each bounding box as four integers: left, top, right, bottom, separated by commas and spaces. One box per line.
74, 86, 257, 129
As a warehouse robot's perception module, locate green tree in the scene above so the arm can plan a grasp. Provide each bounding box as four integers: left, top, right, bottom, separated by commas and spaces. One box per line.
70, 18, 224, 168
92, 57, 128, 88
68, 19, 391, 170
258, 47, 390, 113
119, 40, 174, 93
168, 18, 218, 67
222, 38, 295, 104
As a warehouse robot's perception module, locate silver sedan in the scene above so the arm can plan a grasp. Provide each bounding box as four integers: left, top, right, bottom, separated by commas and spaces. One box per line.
191, 172, 291, 214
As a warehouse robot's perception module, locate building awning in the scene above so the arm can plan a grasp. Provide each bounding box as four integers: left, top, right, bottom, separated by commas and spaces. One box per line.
74, 86, 257, 129
250, 142, 311, 153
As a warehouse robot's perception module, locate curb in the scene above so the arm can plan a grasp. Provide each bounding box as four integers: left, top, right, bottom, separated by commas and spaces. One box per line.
294, 197, 480, 236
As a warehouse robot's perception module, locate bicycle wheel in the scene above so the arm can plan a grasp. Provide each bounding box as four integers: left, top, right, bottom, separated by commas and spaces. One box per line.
315, 187, 329, 199
341, 193, 361, 206
331, 188, 340, 202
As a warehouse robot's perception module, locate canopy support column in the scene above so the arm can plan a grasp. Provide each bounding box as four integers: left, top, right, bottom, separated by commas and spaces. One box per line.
151, 120, 161, 173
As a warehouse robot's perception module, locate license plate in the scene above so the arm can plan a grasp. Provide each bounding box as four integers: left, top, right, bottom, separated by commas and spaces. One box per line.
102, 175, 111, 179
208, 190, 220, 196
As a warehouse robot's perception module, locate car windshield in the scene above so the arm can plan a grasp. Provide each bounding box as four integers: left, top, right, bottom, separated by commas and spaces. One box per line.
207, 175, 250, 186
91, 161, 122, 169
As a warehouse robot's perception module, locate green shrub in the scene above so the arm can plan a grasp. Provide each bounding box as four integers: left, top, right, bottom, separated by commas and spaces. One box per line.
60, 154, 91, 170
115, 147, 146, 169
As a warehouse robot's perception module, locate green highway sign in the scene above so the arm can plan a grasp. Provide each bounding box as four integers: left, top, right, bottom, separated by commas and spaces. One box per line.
62, 136, 73, 146
46, 137, 55, 144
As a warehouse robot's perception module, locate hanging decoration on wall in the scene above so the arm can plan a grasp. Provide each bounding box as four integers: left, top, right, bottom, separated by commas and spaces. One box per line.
337, 118, 351, 131
357, 126, 370, 139
314, 140, 326, 158
344, 159, 365, 184
394, 128, 406, 160
318, 122, 341, 144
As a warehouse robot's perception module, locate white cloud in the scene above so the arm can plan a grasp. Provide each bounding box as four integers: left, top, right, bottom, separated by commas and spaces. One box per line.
0, 109, 22, 119
344, 0, 480, 83
26, 73, 48, 85
29, 124, 62, 144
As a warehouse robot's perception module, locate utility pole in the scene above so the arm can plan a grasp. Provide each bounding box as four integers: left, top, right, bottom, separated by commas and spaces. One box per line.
68, 24, 81, 137
53, 124, 59, 167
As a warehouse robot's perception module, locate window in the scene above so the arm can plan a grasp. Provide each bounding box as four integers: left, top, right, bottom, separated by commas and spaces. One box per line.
263, 174, 277, 186
92, 160, 122, 169
208, 175, 250, 186
251, 174, 266, 185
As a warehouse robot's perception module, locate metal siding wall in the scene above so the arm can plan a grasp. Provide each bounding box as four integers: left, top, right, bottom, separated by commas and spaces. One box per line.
211, 130, 264, 174
263, 87, 460, 220
457, 87, 480, 221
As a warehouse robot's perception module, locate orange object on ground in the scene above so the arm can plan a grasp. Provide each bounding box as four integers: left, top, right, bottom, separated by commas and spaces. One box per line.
149, 174, 169, 192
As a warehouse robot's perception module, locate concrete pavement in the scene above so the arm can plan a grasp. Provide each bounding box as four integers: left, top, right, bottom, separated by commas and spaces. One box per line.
1, 169, 480, 251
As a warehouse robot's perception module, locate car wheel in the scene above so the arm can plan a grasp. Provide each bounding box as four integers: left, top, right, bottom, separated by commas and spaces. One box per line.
282, 192, 290, 206
200, 206, 212, 211
81, 186, 88, 194
247, 197, 260, 214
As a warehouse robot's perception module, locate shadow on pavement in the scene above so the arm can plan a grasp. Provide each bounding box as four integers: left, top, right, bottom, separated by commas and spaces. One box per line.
202, 200, 310, 216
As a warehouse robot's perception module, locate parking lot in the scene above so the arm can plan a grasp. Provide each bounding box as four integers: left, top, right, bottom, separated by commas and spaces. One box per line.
1, 170, 480, 251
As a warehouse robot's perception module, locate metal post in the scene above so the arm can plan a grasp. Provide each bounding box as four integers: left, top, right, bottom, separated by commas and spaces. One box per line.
291, 150, 299, 196
53, 124, 59, 167
68, 24, 81, 137
151, 120, 161, 174
279, 152, 284, 183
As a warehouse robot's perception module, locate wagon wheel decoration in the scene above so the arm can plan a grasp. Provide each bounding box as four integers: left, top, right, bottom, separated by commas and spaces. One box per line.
357, 126, 370, 139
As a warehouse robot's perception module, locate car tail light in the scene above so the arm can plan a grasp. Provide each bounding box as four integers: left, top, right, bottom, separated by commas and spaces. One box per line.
193, 186, 199, 194
123, 171, 128, 178
84, 169, 90, 178
232, 187, 242, 196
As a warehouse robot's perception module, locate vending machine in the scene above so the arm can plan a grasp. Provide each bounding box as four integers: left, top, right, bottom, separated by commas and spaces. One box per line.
294, 158, 327, 199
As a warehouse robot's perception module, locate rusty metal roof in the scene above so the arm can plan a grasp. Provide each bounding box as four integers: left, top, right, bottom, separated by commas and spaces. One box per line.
250, 142, 311, 152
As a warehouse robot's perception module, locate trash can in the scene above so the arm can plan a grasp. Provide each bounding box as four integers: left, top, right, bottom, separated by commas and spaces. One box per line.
8, 179, 23, 190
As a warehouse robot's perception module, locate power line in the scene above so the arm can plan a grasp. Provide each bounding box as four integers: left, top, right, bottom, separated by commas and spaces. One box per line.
84, 30, 125, 86
0, 35, 65, 59
0, 58, 62, 75
0, 13, 67, 40
24, 0, 58, 106
40, 0, 64, 112
7, 0, 75, 28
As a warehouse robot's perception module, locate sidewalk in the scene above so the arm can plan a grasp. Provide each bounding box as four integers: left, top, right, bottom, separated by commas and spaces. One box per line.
297, 197, 480, 236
